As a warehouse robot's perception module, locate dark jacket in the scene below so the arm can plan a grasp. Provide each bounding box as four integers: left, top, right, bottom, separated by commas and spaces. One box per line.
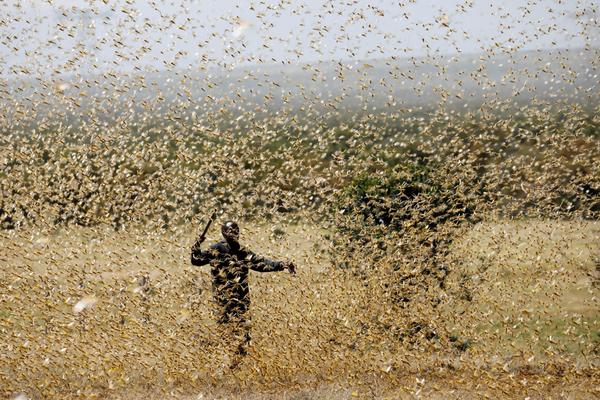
191, 240, 284, 321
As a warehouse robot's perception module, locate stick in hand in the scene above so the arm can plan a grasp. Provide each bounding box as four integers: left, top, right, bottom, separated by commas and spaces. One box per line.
196, 211, 216, 245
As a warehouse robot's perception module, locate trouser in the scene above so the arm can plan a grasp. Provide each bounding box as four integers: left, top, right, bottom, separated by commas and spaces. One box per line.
221, 319, 251, 356
215, 303, 251, 367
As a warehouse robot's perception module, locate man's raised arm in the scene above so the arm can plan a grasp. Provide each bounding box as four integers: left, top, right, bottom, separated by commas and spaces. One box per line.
191, 213, 217, 266
191, 236, 214, 266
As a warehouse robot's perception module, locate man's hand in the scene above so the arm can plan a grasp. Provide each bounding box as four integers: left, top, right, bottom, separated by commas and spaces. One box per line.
284, 261, 296, 275
192, 234, 206, 251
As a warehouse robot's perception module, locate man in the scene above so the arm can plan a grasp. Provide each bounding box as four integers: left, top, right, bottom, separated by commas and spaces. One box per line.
190, 220, 295, 367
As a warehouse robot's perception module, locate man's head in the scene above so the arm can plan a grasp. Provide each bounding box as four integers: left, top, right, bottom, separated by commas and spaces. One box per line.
221, 220, 240, 243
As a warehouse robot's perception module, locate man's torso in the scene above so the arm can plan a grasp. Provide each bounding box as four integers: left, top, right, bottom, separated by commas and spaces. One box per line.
207, 241, 253, 315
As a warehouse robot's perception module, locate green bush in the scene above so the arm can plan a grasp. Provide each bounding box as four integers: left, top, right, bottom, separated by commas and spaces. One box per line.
331, 160, 486, 345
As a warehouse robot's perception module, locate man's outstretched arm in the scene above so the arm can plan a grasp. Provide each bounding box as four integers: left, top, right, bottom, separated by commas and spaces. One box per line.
247, 250, 295, 274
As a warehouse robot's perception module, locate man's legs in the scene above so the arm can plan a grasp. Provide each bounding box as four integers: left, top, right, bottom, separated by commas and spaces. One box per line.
226, 313, 251, 369
216, 304, 251, 369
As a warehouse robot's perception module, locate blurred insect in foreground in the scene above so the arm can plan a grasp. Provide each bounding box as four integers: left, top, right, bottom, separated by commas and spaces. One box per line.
191, 216, 296, 368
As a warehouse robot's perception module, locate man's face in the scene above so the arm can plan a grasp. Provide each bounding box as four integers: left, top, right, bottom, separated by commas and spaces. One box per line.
222, 223, 240, 242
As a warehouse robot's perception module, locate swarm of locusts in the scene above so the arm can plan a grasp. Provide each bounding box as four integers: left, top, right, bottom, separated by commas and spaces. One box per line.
1, 0, 599, 398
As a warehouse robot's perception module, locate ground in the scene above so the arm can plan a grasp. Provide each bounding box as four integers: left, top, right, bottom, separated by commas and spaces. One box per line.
0, 219, 598, 399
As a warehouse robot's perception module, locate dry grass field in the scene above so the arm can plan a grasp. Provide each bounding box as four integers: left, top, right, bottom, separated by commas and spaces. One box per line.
2, 2, 599, 398
1, 219, 598, 399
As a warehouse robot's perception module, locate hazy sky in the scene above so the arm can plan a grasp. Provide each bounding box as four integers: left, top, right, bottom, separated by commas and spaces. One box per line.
1, 0, 598, 78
